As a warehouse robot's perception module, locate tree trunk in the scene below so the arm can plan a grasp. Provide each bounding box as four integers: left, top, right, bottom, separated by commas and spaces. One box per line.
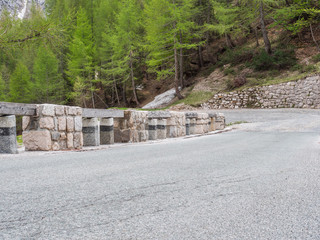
259, 1, 272, 55
173, 26, 183, 100
113, 78, 120, 106
255, 26, 260, 47
112, 60, 120, 106
310, 23, 320, 52
198, 45, 204, 68
122, 82, 128, 107
225, 33, 235, 48
179, 30, 184, 88
129, 51, 140, 107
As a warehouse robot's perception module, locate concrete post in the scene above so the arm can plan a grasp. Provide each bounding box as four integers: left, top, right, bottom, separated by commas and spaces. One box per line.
82, 118, 100, 146
148, 119, 157, 140
186, 118, 190, 135
190, 118, 196, 135
0, 115, 18, 154
100, 118, 114, 145
157, 119, 167, 139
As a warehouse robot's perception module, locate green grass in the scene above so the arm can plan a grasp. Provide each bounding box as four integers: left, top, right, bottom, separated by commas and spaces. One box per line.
17, 135, 23, 146
175, 91, 214, 107
226, 121, 248, 126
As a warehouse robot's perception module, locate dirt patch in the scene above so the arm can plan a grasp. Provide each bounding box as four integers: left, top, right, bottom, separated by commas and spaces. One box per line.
192, 68, 228, 93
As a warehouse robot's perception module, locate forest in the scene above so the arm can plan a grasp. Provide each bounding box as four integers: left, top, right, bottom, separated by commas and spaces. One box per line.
0, 0, 319, 108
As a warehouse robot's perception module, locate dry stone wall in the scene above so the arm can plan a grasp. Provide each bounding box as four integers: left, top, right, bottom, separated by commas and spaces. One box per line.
201, 75, 320, 109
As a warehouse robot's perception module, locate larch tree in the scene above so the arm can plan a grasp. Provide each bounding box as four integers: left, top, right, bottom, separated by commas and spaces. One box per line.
67, 7, 95, 107
9, 62, 32, 103
145, 0, 198, 99
33, 45, 64, 104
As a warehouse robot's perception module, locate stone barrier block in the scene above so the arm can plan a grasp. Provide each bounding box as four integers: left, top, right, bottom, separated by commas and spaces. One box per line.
157, 119, 167, 139
189, 118, 196, 135
148, 119, 157, 140
214, 113, 226, 130
82, 118, 100, 146
100, 118, 114, 145
186, 118, 190, 135
0, 115, 18, 154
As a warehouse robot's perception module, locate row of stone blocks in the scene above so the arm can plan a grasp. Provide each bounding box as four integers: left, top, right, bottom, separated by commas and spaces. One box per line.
0, 104, 225, 153
112, 110, 226, 143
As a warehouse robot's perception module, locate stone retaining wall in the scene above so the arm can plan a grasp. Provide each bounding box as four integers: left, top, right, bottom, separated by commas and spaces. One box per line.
22, 104, 83, 151
201, 75, 320, 109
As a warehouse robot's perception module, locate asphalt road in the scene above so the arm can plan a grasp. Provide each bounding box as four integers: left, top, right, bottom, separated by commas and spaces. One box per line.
1, 109, 320, 239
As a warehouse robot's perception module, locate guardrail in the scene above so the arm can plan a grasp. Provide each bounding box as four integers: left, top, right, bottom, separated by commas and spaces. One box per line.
0, 102, 225, 154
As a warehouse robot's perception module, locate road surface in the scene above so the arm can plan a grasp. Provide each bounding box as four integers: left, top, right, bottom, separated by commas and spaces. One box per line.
1, 109, 320, 239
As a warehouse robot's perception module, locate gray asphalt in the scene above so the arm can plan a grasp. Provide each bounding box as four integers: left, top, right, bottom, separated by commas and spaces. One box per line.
1, 109, 320, 239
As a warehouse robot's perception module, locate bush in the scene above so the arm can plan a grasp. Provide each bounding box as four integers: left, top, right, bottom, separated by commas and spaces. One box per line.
312, 54, 320, 63
227, 74, 247, 89
251, 48, 297, 71
219, 48, 254, 67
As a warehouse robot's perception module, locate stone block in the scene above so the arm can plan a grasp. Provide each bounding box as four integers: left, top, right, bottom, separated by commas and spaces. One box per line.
74, 132, 83, 149
67, 117, 74, 132
60, 132, 66, 140
100, 118, 114, 145
58, 117, 66, 131
67, 133, 74, 149
0, 115, 18, 154
55, 105, 65, 116
40, 104, 55, 116
23, 130, 52, 151
66, 106, 78, 116
52, 142, 60, 151
186, 118, 190, 135
74, 116, 82, 132
51, 132, 60, 141
39, 117, 55, 130
157, 119, 167, 139
148, 119, 157, 140
22, 116, 30, 131
82, 118, 100, 146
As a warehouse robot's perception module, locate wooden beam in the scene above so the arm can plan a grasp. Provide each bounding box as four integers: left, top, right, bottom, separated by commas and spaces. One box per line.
82, 108, 124, 118
0, 102, 37, 116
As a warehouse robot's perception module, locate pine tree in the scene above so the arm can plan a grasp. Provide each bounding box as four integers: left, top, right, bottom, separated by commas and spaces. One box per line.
9, 62, 32, 103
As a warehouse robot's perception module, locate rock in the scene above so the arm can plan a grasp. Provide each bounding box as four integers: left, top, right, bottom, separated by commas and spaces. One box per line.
39, 117, 55, 130
142, 88, 178, 109
23, 130, 52, 151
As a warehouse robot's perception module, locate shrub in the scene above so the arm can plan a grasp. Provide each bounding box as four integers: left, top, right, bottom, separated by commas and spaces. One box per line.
219, 47, 254, 67
251, 48, 297, 71
227, 74, 247, 89
312, 54, 320, 63
233, 74, 247, 88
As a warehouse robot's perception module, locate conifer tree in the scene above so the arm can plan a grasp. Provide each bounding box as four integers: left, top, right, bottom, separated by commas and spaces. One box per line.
9, 62, 32, 103
0, 73, 6, 101
67, 7, 95, 107
145, 0, 198, 99
33, 45, 64, 103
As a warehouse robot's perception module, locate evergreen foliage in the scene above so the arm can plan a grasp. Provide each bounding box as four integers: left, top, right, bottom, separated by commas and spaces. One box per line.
0, 0, 319, 106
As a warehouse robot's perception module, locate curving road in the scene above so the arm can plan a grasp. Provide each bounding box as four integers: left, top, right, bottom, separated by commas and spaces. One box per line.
1, 109, 320, 239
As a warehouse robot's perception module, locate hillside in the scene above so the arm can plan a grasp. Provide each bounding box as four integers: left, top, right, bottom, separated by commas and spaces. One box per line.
0, 0, 319, 109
